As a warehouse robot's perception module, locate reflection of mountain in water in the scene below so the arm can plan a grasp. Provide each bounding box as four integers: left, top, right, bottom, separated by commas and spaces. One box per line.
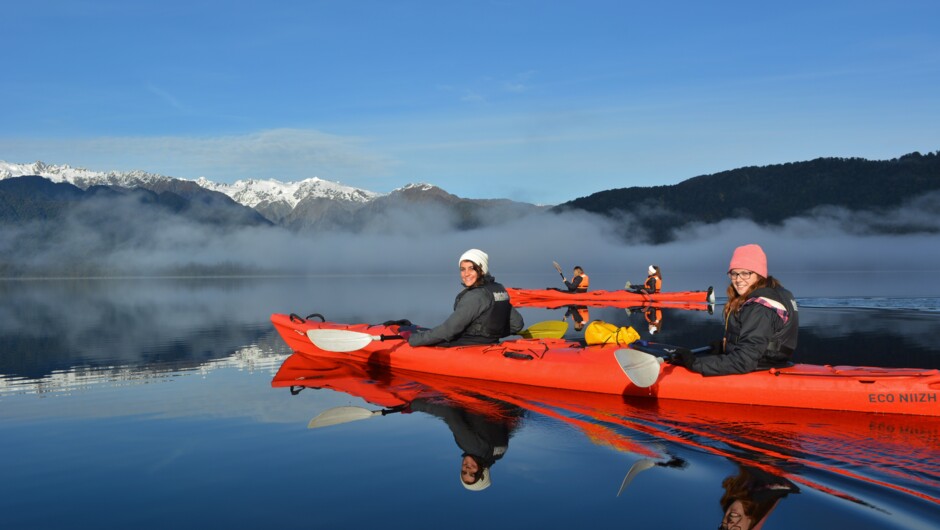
0, 341, 289, 397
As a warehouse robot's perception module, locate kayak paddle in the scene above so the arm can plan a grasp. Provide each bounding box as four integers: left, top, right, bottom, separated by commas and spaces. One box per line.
308, 405, 404, 429
307, 329, 404, 352
615, 342, 712, 388
614, 349, 664, 388
552, 261, 565, 283
308, 320, 569, 352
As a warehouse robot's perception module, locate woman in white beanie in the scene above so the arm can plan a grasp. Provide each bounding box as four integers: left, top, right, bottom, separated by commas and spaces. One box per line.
628, 265, 663, 294
407, 249, 524, 347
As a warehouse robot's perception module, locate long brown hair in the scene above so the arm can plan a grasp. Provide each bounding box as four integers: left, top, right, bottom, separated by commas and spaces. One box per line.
719, 467, 780, 529
723, 275, 780, 319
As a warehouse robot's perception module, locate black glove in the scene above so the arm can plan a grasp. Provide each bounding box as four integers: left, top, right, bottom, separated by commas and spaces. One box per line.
709, 339, 724, 355
382, 319, 413, 326
656, 457, 688, 469
667, 347, 695, 367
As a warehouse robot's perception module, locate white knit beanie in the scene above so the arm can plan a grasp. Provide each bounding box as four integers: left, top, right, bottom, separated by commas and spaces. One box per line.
459, 249, 489, 275
648, 265, 656, 275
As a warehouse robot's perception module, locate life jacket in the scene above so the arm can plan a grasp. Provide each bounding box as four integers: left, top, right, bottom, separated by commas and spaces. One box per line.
567, 305, 589, 325
645, 307, 662, 325
728, 286, 799, 365
457, 280, 513, 344
644, 275, 662, 293
574, 273, 590, 292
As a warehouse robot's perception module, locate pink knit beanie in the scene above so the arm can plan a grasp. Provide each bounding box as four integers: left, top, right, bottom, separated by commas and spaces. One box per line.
728, 244, 767, 277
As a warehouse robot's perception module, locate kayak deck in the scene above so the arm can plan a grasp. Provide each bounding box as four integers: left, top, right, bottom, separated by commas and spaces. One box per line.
271, 313, 940, 416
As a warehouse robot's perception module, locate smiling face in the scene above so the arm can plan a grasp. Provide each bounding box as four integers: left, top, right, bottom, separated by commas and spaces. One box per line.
719, 500, 754, 530
459, 260, 480, 287
461, 455, 480, 484
728, 269, 759, 296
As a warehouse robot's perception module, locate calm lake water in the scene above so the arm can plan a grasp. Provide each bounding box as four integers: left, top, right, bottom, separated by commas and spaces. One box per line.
2, 273, 939, 529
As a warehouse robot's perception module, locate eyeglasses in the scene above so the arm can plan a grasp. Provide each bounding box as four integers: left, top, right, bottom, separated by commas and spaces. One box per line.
718, 510, 744, 530
727, 270, 753, 280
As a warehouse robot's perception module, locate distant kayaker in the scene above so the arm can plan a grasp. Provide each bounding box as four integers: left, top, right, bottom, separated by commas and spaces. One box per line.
626, 265, 662, 294
562, 266, 590, 292
406, 248, 525, 347
669, 244, 798, 375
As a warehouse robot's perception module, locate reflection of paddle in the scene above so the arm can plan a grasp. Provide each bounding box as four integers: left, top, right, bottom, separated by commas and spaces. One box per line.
617, 458, 655, 496
617, 457, 687, 497
307, 405, 404, 429
308, 320, 570, 352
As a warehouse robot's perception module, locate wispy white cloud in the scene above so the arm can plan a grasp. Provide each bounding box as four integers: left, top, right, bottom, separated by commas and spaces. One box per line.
145, 82, 185, 111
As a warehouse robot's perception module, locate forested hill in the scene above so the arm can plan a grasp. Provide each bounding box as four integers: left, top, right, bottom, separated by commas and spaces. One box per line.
553, 151, 940, 243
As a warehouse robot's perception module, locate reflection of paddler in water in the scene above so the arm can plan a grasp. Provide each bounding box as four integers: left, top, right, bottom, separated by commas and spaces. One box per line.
718, 465, 800, 530
563, 305, 590, 332
644, 306, 662, 335
407, 396, 525, 492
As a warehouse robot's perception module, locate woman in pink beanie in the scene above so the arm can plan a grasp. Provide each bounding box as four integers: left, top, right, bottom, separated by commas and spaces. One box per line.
669, 244, 799, 375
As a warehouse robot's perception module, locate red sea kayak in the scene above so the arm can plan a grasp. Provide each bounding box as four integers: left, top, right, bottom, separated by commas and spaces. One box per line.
506, 286, 716, 306
270, 313, 940, 416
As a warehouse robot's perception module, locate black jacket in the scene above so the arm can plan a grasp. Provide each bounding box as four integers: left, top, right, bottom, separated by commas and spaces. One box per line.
689, 286, 798, 376
409, 274, 525, 347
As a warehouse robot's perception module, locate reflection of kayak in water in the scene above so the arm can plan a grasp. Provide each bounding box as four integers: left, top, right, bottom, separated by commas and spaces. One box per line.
506, 286, 715, 305
271, 313, 940, 416
272, 353, 657, 458
273, 353, 940, 508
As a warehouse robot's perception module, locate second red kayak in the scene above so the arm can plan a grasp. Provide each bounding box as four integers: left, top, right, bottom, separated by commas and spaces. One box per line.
506, 286, 715, 305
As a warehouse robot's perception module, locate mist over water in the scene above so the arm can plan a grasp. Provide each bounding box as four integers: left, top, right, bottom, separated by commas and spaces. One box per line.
3, 192, 940, 293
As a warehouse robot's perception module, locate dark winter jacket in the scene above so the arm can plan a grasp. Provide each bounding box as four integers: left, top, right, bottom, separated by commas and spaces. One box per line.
689, 286, 798, 376
409, 274, 525, 347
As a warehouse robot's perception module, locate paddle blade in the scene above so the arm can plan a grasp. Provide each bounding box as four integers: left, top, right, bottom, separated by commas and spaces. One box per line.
552, 261, 563, 274
519, 320, 568, 339
307, 329, 374, 352
617, 458, 656, 496
614, 349, 663, 388
308, 406, 378, 428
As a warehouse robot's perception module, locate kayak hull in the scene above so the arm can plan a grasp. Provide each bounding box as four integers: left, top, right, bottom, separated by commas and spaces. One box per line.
506, 286, 715, 306
271, 313, 940, 416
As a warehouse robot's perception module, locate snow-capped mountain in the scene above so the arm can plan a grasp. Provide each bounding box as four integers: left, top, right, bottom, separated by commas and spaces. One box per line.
195, 176, 379, 209
0, 161, 380, 209
0, 161, 178, 190
0, 160, 544, 236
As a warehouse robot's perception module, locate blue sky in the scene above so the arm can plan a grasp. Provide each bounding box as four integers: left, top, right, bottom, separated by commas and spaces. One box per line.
3, 1, 939, 205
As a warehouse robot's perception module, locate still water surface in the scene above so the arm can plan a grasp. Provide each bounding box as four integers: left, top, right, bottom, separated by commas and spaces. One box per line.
2, 273, 939, 529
